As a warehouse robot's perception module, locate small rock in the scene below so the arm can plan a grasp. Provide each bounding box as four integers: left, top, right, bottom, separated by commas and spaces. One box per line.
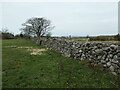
111, 72, 117, 76
95, 49, 103, 54
118, 69, 120, 74
113, 55, 118, 61
101, 60, 106, 64
109, 66, 115, 72
107, 62, 111, 67
110, 44, 117, 49
103, 64, 107, 68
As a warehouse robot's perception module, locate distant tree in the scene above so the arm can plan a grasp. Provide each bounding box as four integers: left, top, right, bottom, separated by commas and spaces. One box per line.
21, 17, 54, 44
86, 35, 89, 38
114, 33, 120, 41
20, 33, 24, 37
0, 30, 2, 39
20, 26, 31, 39
69, 35, 71, 38
1, 28, 14, 39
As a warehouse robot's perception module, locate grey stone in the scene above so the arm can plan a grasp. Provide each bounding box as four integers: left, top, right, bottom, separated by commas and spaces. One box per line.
118, 69, 120, 74
110, 44, 117, 49
109, 66, 115, 72
95, 49, 103, 54
111, 59, 118, 64
103, 64, 107, 68
107, 62, 111, 67
101, 60, 106, 64
113, 55, 118, 61
111, 72, 117, 76
117, 53, 120, 57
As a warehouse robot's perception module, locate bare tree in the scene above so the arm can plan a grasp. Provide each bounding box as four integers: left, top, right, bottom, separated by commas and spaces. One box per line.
21, 17, 54, 43
20, 26, 32, 38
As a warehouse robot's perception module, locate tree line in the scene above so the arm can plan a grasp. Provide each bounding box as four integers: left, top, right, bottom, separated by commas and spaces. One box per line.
89, 34, 120, 41
1, 17, 120, 41
1, 17, 54, 41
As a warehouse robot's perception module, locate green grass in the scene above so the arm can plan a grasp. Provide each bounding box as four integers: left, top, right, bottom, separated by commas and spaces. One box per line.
2, 39, 119, 88
70, 38, 118, 44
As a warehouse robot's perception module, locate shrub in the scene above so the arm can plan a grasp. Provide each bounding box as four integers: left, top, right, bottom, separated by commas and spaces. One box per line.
2, 32, 14, 39
89, 36, 115, 41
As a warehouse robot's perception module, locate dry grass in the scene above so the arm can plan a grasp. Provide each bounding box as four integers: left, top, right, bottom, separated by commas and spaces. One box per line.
5, 46, 47, 55
27, 48, 46, 55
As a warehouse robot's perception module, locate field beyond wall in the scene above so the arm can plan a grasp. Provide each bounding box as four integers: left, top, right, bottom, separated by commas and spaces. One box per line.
2, 39, 119, 88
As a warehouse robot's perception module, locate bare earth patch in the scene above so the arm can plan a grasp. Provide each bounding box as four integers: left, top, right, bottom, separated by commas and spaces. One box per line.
5, 46, 17, 48
5, 46, 47, 55
17, 46, 33, 49
27, 48, 46, 55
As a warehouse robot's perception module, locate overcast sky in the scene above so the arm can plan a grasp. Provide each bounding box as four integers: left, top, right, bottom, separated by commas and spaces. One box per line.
1, 2, 118, 36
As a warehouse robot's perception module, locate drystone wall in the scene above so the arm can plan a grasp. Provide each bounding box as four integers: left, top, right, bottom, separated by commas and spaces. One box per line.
31, 37, 120, 75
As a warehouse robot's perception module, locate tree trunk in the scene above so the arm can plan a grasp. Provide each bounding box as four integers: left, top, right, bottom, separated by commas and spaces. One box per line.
39, 39, 42, 45
36, 36, 42, 45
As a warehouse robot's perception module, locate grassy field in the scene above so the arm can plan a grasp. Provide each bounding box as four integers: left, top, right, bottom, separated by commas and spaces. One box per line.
65, 37, 118, 44
2, 39, 119, 88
